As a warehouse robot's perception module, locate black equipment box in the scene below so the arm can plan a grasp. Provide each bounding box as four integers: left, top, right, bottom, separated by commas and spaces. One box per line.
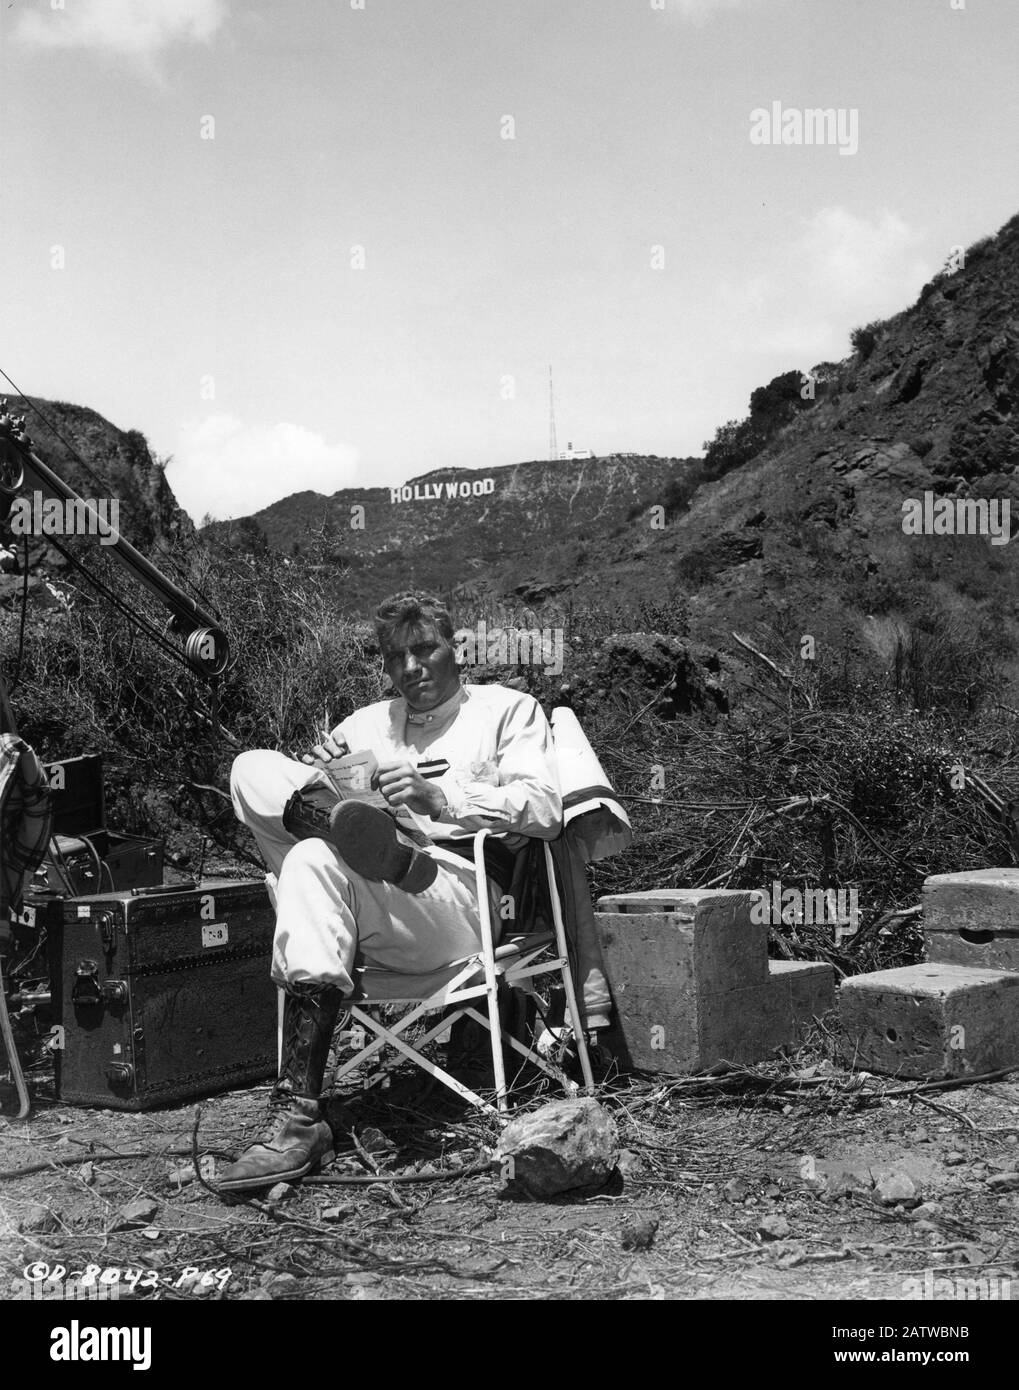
43, 754, 105, 835
41, 755, 164, 893
42, 829, 164, 896
46, 878, 277, 1110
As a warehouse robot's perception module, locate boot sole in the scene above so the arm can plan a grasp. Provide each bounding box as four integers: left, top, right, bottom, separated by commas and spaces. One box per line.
217, 1147, 336, 1193
329, 802, 438, 893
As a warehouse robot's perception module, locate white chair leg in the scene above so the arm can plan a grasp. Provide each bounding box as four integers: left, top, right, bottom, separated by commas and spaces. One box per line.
473, 829, 510, 1111
266, 874, 284, 1073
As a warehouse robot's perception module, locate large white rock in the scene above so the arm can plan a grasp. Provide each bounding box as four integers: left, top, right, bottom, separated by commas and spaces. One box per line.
495, 1098, 619, 1197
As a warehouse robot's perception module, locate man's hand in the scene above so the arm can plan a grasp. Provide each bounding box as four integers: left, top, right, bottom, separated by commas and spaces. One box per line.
296, 733, 349, 768
376, 759, 446, 818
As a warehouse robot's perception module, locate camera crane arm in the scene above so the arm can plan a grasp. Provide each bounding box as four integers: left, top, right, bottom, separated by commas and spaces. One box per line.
0, 402, 231, 1119
0, 403, 229, 680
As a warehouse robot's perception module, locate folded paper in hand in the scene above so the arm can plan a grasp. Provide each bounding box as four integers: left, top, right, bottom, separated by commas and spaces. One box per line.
321, 750, 389, 810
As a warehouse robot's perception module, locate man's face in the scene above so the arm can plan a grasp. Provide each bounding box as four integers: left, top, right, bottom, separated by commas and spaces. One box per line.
381, 620, 461, 711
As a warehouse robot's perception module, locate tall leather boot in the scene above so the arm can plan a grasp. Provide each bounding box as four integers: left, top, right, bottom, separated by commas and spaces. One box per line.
219, 982, 344, 1193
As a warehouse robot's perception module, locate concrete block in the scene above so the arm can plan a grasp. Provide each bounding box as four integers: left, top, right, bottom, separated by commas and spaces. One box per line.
597, 890, 767, 991
595, 886, 833, 1071
698, 961, 836, 1067
779, 957, 839, 1031
839, 963, 1019, 1079
923, 869, 1019, 970
595, 890, 765, 1072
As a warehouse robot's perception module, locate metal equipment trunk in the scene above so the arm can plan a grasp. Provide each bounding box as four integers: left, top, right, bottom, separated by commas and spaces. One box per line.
47, 878, 277, 1109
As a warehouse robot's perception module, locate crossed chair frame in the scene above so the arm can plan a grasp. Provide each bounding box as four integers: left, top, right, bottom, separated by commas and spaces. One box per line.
275, 828, 595, 1115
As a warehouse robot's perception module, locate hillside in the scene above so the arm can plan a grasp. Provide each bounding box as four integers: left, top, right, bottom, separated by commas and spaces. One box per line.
203, 453, 693, 612
3, 398, 193, 548
195, 209, 1019, 709
603, 210, 1019, 702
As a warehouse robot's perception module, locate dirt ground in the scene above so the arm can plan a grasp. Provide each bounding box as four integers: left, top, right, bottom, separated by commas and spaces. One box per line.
3, 1029, 1019, 1303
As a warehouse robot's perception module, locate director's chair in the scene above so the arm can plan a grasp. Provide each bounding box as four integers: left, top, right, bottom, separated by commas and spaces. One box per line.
272, 827, 594, 1115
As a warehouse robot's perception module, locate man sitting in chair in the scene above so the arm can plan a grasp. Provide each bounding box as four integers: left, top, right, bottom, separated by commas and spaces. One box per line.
220, 591, 564, 1193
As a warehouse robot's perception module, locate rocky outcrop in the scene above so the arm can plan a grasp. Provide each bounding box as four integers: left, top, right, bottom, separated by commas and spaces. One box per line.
591, 633, 728, 721
978, 320, 1019, 416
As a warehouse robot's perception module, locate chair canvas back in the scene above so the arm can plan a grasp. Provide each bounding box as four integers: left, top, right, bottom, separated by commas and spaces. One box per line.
550, 706, 631, 861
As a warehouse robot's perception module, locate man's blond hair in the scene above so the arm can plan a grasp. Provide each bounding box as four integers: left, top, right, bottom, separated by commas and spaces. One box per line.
372, 591, 455, 648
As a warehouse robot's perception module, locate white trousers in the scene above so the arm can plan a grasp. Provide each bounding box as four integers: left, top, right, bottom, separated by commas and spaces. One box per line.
230, 751, 496, 995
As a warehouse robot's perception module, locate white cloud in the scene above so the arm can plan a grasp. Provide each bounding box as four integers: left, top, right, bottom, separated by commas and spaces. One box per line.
16, 0, 227, 57
797, 206, 929, 315
662, 0, 766, 25
720, 206, 934, 362
168, 414, 360, 523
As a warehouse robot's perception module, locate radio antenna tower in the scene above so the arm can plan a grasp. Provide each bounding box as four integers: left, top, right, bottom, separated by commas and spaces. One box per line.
548, 364, 558, 462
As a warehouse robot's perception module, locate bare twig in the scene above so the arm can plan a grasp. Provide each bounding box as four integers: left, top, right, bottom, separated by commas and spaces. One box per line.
731, 632, 794, 685
185, 781, 233, 804
883, 1067, 1019, 1098
192, 1104, 223, 1197
911, 1092, 978, 1132
0, 1144, 226, 1181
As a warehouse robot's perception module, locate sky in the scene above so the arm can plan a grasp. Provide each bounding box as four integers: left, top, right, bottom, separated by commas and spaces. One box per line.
2, 0, 1017, 522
